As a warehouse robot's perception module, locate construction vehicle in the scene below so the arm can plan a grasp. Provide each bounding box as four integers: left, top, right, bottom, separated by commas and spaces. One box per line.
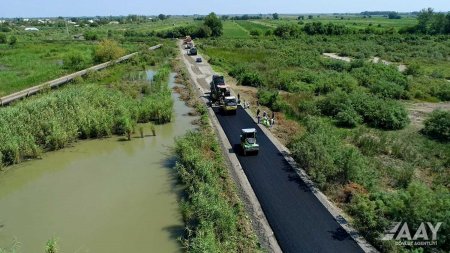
210, 75, 230, 104
188, 47, 197, 55
240, 128, 259, 156
185, 41, 194, 49
220, 96, 238, 114
183, 36, 192, 44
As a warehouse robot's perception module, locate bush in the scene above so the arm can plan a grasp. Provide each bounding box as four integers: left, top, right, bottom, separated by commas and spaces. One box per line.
0, 33, 6, 44
350, 92, 410, 130
84, 31, 99, 41
8, 36, 17, 46
368, 80, 407, 99
320, 91, 409, 130
274, 24, 301, 38
335, 106, 362, 128
289, 117, 376, 189
63, 52, 87, 70
422, 110, 450, 141
239, 72, 263, 87
249, 30, 261, 36
257, 89, 278, 107
93, 40, 126, 63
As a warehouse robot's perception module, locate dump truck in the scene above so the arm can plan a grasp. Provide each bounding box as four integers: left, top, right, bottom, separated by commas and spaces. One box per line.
183, 36, 192, 44
220, 96, 238, 114
210, 75, 230, 104
185, 41, 194, 49
240, 128, 259, 155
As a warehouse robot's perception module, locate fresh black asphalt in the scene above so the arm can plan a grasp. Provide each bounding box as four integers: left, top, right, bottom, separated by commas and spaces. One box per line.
213, 106, 364, 253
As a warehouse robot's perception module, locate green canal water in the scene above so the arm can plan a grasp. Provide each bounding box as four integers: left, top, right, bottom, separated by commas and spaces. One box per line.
0, 73, 194, 253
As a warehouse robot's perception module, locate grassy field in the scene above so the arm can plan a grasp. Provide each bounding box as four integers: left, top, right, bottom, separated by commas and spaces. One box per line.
259, 15, 418, 30
0, 19, 188, 96
199, 16, 450, 253
222, 21, 250, 38
0, 42, 95, 96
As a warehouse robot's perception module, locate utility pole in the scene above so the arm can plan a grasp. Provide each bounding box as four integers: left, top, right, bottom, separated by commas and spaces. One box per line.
65, 19, 69, 39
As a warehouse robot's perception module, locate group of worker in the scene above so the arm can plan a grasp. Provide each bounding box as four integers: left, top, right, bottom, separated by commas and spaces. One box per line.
256, 108, 275, 128
236, 93, 276, 128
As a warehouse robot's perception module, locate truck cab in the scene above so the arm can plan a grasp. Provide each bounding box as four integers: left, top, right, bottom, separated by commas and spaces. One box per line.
240, 128, 259, 156
221, 96, 237, 114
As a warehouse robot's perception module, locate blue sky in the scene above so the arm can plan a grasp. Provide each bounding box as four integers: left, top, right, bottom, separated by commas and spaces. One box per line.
1, 0, 449, 18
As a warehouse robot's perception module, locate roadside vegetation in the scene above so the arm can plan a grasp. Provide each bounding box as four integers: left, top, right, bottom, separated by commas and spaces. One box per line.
174, 127, 260, 253
198, 9, 450, 253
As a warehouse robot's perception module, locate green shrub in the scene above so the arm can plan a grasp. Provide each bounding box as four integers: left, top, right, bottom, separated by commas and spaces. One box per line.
274, 24, 301, 38
423, 110, 450, 141
249, 30, 261, 36
8, 36, 17, 46
93, 39, 126, 63
368, 80, 408, 99
0, 33, 6, 44
63, 52, 87, 71
289, 117, 376, 188
257, 89, 279, 107
297, 99, 320, 118
239, 72, 263, 87
335, 106, 362, 128
84, 30, 99, 41
350, 92, 409, 130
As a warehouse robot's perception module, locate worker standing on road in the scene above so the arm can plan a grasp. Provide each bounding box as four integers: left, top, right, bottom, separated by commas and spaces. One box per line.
237, 93, 241, 104
263, 111, 267, 118
256, 108, 261, 124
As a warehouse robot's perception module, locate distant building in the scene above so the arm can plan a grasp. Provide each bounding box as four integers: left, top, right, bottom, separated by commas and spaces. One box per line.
68, 21, 77, 25
88, 20, 94, 23
108, 21, 119, 25
25, 27, 39, 31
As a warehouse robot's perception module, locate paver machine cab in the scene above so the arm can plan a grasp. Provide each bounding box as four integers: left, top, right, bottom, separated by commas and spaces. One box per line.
240, 128, 259, 156
210, 75, 230, 104
220, 96, 238, 114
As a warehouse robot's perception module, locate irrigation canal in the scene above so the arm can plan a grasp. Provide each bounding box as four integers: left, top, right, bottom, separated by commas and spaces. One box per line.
0, 72, 194, 253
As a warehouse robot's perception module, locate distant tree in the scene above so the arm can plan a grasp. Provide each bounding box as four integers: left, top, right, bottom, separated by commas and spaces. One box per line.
8, 35, 17, 46
0, 33, 6, 44
297, 16, 304, 20
273, 13, 279, 20
221, 15, 229, 20
417, 8, 434, 33
203, 12, 223, 37
158, 14, 167, 20
388, 12, 402, 19
308, 15, 314, 19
